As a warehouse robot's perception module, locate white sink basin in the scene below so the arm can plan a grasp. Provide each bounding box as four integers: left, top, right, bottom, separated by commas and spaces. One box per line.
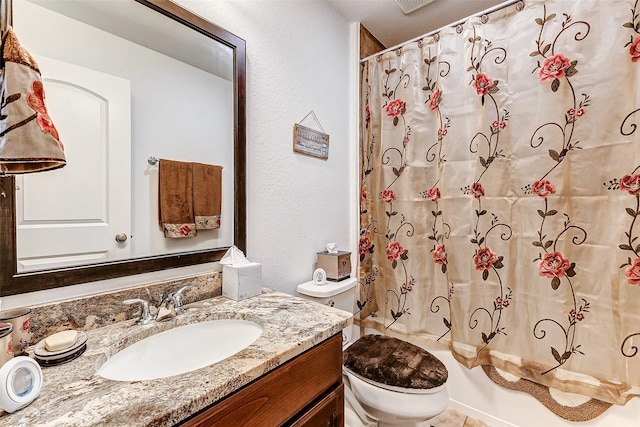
97, 319, 263, 381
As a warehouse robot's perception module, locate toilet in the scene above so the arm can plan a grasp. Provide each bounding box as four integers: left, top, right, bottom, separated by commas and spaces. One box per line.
297, 278, 449, 427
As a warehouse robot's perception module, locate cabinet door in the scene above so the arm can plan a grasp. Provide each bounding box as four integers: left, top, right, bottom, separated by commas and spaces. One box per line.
288, 383, 344, 427
179, 334, 342, 427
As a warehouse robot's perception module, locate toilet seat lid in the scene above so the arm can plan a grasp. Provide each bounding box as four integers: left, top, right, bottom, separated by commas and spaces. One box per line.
343, 334, 448, 390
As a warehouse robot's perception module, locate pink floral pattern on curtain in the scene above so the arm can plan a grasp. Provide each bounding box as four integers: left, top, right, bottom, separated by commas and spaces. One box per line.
359, 0, 640, 405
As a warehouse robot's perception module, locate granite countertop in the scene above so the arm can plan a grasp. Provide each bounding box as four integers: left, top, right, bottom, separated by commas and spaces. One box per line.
0, 290, 352, 427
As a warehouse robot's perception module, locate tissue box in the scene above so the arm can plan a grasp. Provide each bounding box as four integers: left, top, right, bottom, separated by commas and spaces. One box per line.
222, 263, 263, 301
317, 250, 351, 281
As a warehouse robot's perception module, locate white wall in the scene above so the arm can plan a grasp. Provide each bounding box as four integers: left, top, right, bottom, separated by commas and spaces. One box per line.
2, 0, 356, 308
189, 0, 356, 295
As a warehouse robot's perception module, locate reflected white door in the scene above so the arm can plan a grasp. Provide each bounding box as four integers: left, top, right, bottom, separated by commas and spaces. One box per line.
16, 56, 131, 272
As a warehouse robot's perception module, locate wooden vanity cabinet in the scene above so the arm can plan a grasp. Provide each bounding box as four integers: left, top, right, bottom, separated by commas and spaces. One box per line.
179, 333, 344, 427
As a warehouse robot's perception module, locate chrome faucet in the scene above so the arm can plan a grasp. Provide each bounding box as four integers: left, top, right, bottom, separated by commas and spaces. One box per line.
123, 284, 192, 324
172, 284, 192, 315
123, 298, 154, 325
155, 294, 177, 322
156, 283, 193, 320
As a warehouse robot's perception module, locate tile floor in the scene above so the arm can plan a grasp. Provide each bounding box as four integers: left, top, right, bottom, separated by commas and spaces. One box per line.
428, 407, 490, 427
345, 405, 490, 427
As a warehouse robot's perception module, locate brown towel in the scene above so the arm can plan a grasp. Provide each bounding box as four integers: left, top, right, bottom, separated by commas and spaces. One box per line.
192, 163, 222, 229
158, 159, 196, 238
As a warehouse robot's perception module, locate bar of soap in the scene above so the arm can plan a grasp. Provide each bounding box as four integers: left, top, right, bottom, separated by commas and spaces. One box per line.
44, 330, 78, 352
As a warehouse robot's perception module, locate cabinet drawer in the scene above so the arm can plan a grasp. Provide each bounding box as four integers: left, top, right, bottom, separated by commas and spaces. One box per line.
180, 333, 343, 427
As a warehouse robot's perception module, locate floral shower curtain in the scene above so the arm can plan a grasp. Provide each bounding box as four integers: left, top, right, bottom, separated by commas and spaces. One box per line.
359, 0, 640, 405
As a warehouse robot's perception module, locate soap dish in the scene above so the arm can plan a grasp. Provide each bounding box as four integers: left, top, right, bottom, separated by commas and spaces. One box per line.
33, 331, 87, 359
34, 344, 86, 367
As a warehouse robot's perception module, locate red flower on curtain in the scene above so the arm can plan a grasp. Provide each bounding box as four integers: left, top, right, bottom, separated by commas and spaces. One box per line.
537, 53, 571, 82
359, 236, 374, 255
491, 120, 507, 131
538, 251, 571, 278
428, 89, 441, 111
532, 180, 556, 198
426, 187, 441, 202
566, 108, 585, 118
474, 247, 498, 271
624, 257, 640, 285
432, 244, 447, 265
472, 72, 493, 96
26, 80, 61, 143
381, 189, 397, 202
570, 309, 585, 322
566, 108, 586, 123
386, 241, 404, 261
385, 99, 405, 118
179, 225, 192, 236
496, 296, 509, 309
470, 182, 485, 199
620, 174, 640, 195
629, 35, 640, 62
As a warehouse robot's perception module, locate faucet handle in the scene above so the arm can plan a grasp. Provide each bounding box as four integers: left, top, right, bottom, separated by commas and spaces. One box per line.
171, 284, 192, 313
123, 298, 154, 325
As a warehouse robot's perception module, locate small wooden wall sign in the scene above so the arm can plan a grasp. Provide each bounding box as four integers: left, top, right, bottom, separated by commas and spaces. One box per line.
293, 124, 329, 160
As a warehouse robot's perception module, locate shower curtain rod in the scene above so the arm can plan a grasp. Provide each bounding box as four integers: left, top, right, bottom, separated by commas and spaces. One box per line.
360, 0, 522, 63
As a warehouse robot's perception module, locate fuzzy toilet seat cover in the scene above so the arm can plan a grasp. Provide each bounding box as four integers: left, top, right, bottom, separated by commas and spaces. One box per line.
343, 334, 448, 390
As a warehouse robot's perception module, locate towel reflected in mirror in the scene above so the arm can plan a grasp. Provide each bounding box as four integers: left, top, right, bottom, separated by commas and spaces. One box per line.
158, 159, 221, 238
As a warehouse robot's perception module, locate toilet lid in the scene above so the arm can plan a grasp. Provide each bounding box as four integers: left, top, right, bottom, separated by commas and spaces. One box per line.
343, 334, 448, 390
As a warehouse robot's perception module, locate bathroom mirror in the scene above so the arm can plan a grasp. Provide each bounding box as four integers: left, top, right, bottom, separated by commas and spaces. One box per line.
0, 0, 246, 296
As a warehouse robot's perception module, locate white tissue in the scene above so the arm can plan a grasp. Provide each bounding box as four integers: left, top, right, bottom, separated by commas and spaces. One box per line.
326, 243, 338, 254
221, 246, 262, 301
220, 246, 252, 267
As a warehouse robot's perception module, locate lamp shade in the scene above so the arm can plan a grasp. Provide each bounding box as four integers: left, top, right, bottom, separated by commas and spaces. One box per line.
0, 27, 65, 174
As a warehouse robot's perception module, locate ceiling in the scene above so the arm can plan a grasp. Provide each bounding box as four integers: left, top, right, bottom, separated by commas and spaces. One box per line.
326, 0, 506, 48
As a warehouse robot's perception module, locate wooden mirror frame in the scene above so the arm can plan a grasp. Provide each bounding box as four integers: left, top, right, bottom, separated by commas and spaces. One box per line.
0, 0, 246, 296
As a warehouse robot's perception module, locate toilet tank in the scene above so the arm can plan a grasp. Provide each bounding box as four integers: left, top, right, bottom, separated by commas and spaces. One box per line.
297, 277, 357, 347
297, 277, 357, 313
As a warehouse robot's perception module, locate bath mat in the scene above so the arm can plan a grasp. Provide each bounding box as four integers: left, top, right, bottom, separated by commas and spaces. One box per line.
482, 365, 612, 422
